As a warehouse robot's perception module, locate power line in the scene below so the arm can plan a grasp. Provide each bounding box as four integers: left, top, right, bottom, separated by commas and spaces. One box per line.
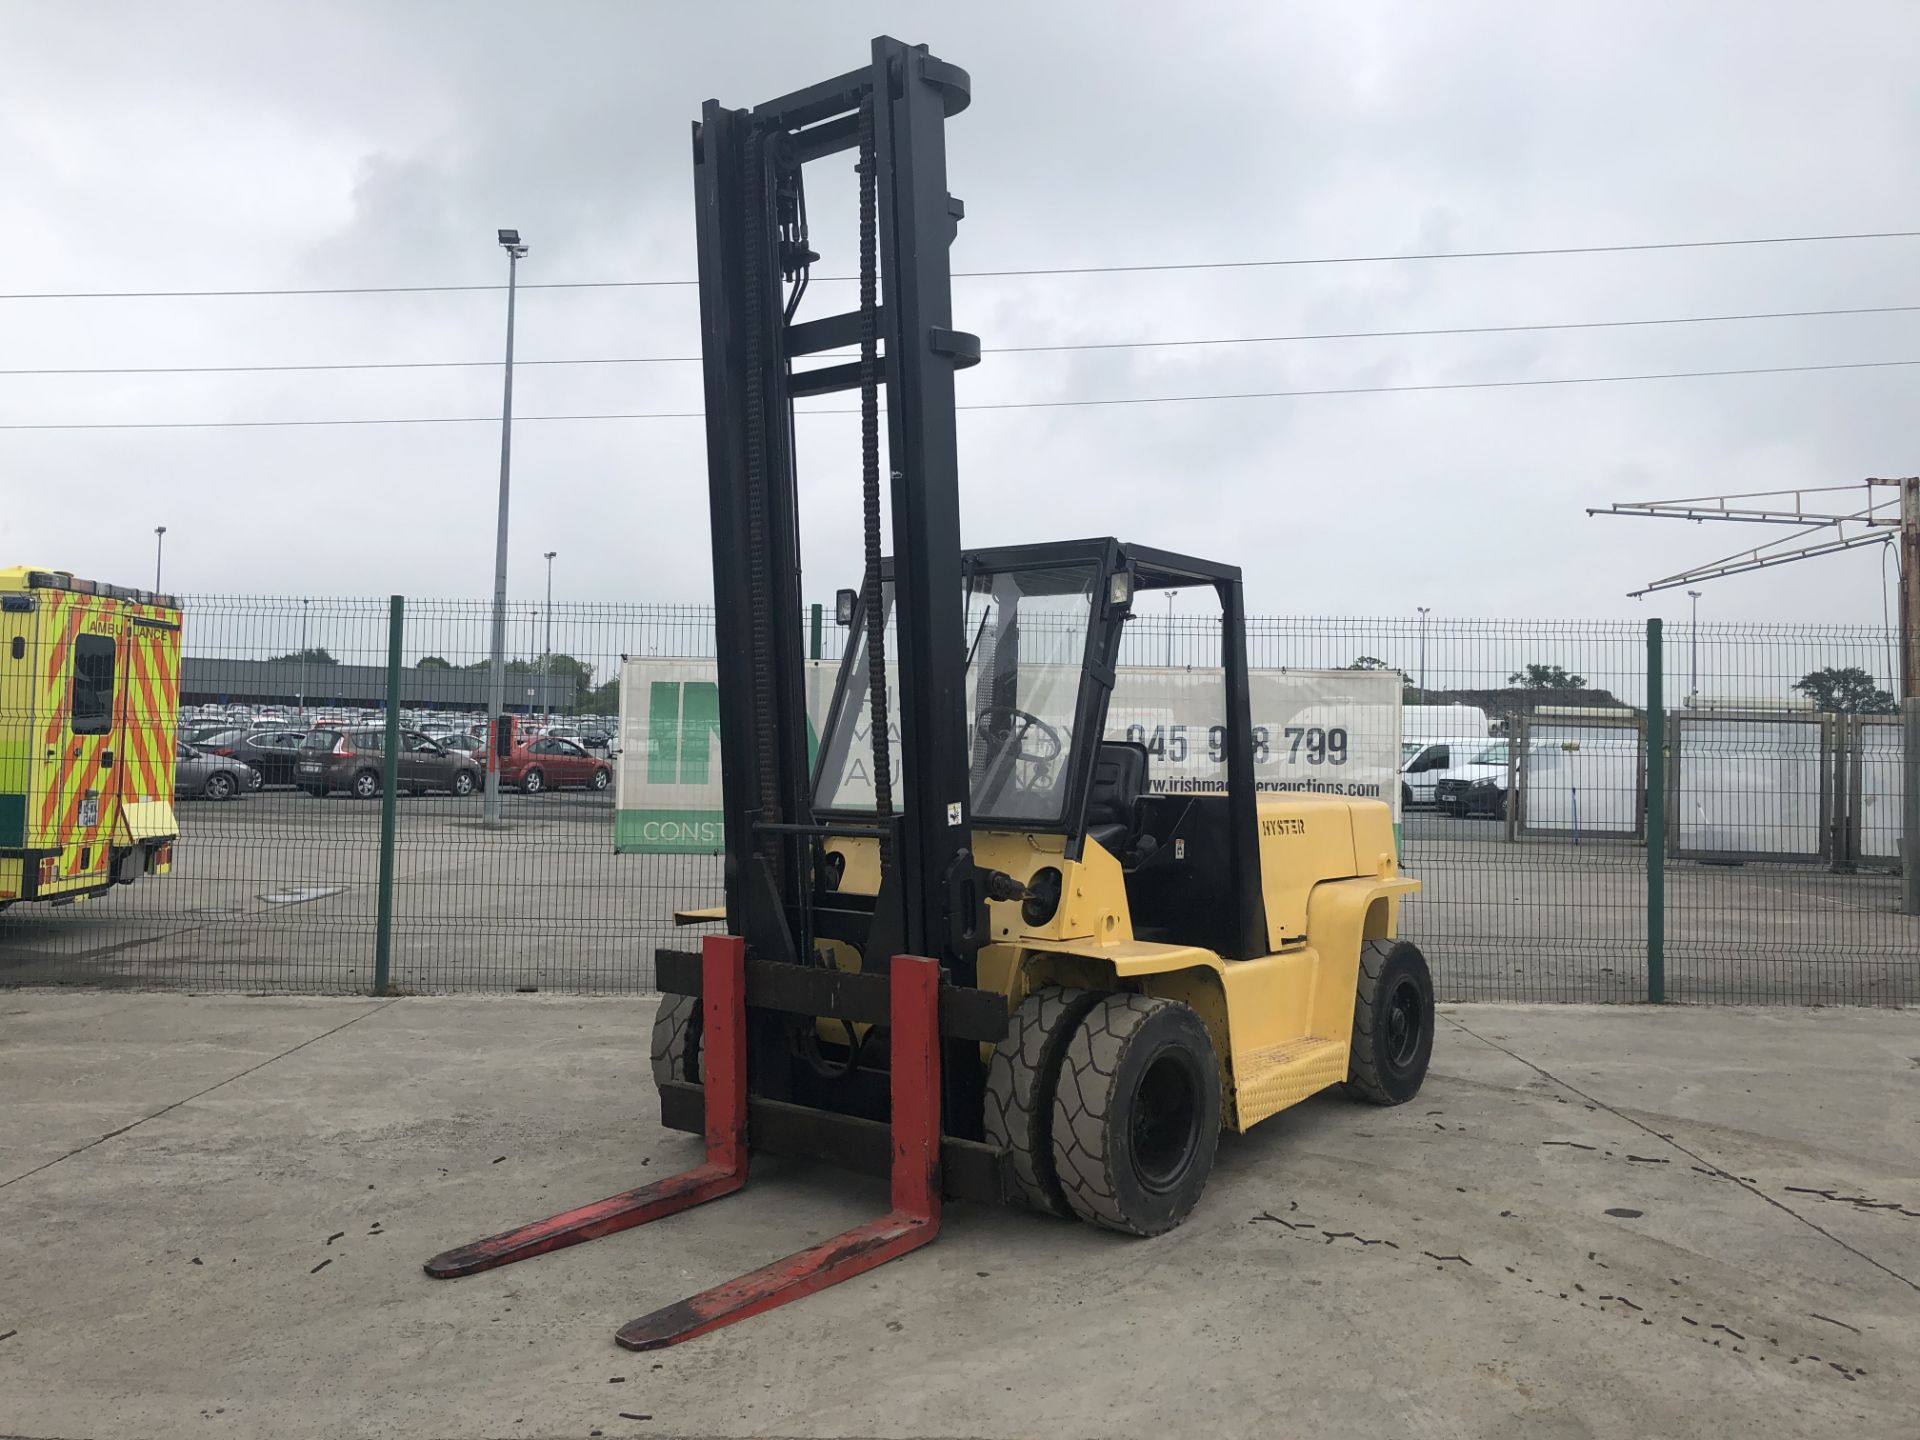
3, 356, 1914, 430
3, 228, 1918, 301
4, 302, 1916, 377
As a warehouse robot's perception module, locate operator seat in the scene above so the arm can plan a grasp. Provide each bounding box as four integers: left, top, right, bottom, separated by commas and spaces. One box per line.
1085, 741, 1149, 863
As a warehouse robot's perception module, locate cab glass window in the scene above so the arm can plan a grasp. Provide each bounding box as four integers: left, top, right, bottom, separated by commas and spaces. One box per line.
72, 634, 116, 735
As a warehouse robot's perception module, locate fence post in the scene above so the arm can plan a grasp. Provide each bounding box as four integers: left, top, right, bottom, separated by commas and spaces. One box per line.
374, 595, 404, 996
809, 602, 823, 662
1646, 617, 1666, 1003
1904, 696, 1920, 916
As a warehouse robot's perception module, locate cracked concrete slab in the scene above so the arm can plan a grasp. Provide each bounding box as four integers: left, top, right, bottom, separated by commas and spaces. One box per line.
0, 993, 1913, 1439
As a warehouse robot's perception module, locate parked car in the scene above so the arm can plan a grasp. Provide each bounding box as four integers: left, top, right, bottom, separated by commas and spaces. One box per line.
498, 736, 613, 794
438, 732, 484, 757
1435, 741, 1520, 818
194, 729, 309, 789
1400, 736, 1486, 810
295, 727, 482, 798
175, 742, 256, 802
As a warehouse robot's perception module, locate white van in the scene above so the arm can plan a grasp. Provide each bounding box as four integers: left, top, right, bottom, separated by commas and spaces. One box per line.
1401, 737, 1485, 809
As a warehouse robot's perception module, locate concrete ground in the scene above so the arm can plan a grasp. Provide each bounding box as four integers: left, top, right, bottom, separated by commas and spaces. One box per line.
2, 802, 1914, 1003
1, 995, 1915, 1439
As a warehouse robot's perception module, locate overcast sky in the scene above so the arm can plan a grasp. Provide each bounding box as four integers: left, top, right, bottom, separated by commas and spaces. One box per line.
3, 1, 1916, 643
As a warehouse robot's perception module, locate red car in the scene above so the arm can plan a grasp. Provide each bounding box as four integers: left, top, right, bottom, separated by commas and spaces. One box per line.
497, 736, 613, 794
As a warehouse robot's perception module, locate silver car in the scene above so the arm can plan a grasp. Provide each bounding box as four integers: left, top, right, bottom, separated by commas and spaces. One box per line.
175, 742, 256, 801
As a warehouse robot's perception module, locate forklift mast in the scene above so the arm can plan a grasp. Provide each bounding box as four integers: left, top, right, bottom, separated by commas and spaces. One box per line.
692, 35, 981, 979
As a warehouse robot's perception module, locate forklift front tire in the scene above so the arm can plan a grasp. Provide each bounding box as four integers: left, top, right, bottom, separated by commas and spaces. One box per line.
1344, 939, 1434, 1106
1051, 994, 1221, 1236
984, 985, 1105, 1218
649, 991, 702, 1097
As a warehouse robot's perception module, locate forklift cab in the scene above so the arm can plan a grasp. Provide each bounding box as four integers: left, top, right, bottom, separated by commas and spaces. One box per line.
814, 537, 1268, 962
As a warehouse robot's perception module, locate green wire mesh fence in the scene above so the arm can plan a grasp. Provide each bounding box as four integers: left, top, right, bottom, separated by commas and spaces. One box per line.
1, 597, 1909, 1003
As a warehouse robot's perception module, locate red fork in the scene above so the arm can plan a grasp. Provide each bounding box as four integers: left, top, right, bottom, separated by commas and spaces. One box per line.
613, 952, 943, 1350
422, 933, 749, 1279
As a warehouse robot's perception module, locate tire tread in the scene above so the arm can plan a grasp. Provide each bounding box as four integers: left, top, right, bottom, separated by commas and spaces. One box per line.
1050, 993, 1211, 1235
1344, 939, 1432, 1105
649, 993, 700, 1092
983, 986, 1103, 1217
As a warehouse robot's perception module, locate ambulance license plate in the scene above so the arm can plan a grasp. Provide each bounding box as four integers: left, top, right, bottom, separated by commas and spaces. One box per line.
79, 793, 99, 827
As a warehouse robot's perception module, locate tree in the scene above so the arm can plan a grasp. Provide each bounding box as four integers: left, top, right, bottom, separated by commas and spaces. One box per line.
460, 653, 597, 708
270, 646, 337, 665
416, 655, 453, 670
1507, 662, 1586, 690
1793, 666, 1896, 714
1348, 656, 1393, 671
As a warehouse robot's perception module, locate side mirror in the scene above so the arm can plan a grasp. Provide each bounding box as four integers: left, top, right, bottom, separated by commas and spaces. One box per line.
835, 588, 857, 626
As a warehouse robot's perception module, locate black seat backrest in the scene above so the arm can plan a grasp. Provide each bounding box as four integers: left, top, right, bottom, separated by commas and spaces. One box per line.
1086, 741, 1148, 832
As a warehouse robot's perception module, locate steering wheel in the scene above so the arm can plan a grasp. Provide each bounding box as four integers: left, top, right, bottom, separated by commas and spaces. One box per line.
976, 707, 1063, 770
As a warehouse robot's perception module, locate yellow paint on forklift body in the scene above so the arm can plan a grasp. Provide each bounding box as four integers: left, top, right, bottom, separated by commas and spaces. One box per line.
805, 793, 1417, 1132
0, 566, 182, 910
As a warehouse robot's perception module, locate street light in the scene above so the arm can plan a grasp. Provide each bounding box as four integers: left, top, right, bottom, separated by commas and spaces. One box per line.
153, 526, 167, 591
1687, 590, 1702, 703
1417, 606, 1431, 704
544, 550, 557, 717
484, 227, 529, 827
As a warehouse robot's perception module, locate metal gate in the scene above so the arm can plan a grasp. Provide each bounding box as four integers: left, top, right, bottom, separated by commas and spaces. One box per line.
1843, 714, 1906, 870
1513, 713, 1646, 841
1669, 710, 1833, 864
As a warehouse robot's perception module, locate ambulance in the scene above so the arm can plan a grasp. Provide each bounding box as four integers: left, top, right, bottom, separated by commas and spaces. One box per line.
0, 567, 182, 911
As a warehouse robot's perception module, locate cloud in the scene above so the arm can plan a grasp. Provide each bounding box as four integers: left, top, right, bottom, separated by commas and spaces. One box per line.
2, 0, 1915, 653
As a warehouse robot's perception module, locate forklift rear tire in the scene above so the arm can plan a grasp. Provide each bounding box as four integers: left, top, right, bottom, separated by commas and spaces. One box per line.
1344, 939, 1434, 1106
984, 985, 1106, 1218
1051, 994, 1221, 1236
649, 992, 702, 1093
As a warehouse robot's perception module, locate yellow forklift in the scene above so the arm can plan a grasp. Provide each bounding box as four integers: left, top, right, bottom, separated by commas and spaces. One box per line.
427, 35, 1432, 1346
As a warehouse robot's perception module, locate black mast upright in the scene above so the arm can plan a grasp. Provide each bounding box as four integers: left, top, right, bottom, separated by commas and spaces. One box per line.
689, 38, 980, 977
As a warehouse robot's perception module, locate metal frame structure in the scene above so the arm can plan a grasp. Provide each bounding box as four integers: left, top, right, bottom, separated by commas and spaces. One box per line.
1847, 712, 1908, 868
1589, 476, 1917, 700
693, 36, 979, 983
1667, 709, 1835, 865
812, 539, 1266, 957
427, 35, 1007, 1349
1510, 713, 1648, 843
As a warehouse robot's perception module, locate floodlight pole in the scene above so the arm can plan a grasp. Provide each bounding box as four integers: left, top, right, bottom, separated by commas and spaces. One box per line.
484, 231, 528, 827
1417, 606, 1430, 703
1901, 476, 1919, 702
1687, 590, 1701, 703
544, 550, 557, 715
1901, 479, 1918, 914
153, 526, 167, 591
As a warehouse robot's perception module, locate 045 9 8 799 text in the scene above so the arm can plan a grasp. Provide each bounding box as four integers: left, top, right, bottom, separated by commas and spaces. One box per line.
1120, 723, 1350, 766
